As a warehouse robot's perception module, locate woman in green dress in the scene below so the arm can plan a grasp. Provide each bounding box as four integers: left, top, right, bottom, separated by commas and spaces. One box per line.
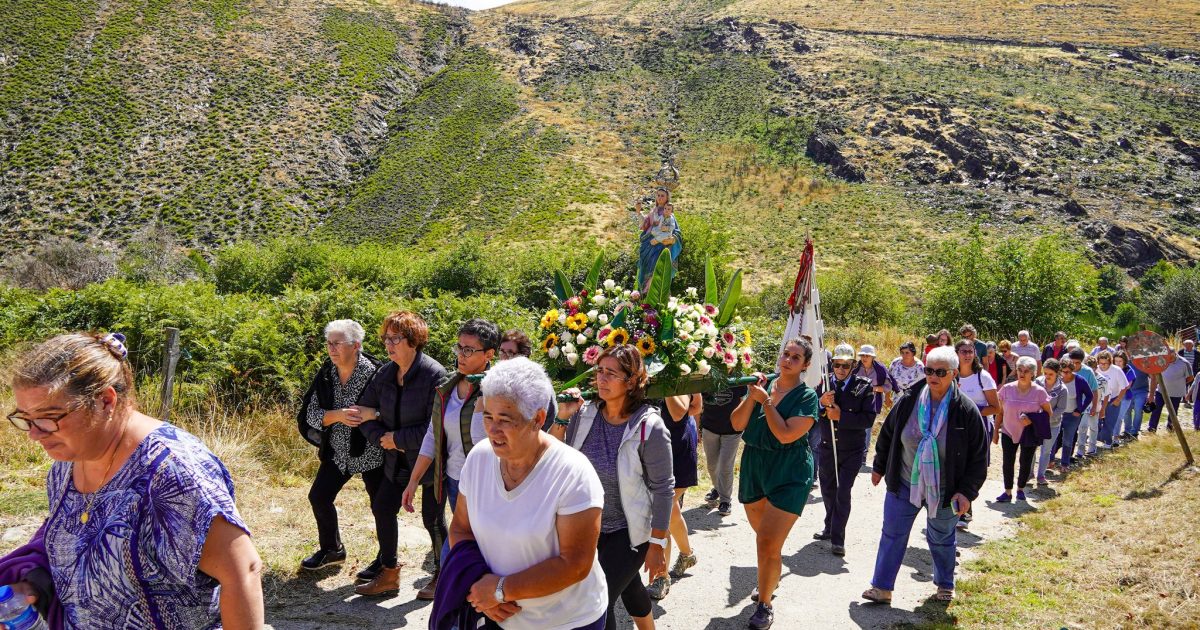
730, 337, 818, 630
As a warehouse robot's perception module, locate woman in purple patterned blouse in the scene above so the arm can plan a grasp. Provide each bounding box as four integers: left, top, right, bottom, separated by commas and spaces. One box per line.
5, 333, 263, 629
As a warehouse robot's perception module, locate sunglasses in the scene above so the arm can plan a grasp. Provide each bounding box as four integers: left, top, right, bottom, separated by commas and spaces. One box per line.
924, 367, 951, 377
831, 361, 854, 370
6, 403, 83, 434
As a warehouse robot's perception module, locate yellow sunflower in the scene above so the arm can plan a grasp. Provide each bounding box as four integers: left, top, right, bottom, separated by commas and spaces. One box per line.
606, 327, 630, 347
566, 312, 589, 332
743, 330, 753, 347
540, 309, 560, 329
636, 336, 656, 357
541, 333, 559, 353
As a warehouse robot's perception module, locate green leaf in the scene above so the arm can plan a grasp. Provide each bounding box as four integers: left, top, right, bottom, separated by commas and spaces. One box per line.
716, 269, 742, 327
553, 269, 574, 302
583, 253, 604, 293
659, 307, 675, 340
704, 256, 718, 305
560, 366, 595, 390
645, 353, 668, 378
611, 305, 628, 329
646, 250, 673, 308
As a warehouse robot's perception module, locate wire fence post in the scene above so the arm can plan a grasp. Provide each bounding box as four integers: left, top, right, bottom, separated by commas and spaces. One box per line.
159, 328, 181, 420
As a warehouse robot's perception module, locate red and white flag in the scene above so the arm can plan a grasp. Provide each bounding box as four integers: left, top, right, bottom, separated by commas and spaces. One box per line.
778, 236, 826, 388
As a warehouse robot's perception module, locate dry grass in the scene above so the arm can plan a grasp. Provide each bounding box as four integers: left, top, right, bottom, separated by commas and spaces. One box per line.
497, 0, 1200, 50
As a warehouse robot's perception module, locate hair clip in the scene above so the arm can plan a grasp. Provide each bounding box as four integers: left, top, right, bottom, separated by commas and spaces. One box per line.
101, 332, 128, 360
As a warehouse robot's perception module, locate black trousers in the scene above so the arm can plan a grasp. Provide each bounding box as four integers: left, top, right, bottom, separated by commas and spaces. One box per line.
818, 440, 866, 546
1001, 433, 1036, 490
308, 460, 383, 552
370, 476, 446, 569
597, 529, 651, 630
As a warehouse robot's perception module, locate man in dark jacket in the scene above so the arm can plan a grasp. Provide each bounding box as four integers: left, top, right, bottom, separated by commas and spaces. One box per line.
861, 346, 988, 605
814, 344, 877, 555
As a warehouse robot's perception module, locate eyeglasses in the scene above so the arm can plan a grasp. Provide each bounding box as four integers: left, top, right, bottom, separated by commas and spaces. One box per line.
924, 367, 951, 377
957, 349, 975, 355
498, 348, 520, 359
594, 367, 628, 381
831, 361, 854, 370
382, 335, 407, 346
453, 344, 486, 358
7, 403, 82, 433
326, 340, 356, 349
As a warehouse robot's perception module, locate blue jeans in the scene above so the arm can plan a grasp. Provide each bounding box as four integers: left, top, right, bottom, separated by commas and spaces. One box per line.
1101, 400, 1123, 446
440, 477, 461, 565
1059, 412, 1081, 467
1129, 390, 1149, 435
871, 485, 959, 591
1037, 423, 1062, 480
1119, 398, 1134, 436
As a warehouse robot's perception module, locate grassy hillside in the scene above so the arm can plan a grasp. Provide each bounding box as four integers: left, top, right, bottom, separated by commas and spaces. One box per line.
498, 0, 1200, 51
1, 0, 1197, 291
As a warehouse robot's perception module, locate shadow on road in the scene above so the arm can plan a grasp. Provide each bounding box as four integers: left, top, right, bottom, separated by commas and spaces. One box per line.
265, 569, 433, 628
684, 506, 738, 532
785, 540, 850, 578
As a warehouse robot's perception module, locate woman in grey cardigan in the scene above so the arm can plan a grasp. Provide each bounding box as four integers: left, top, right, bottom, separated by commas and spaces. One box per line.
1034, 358, 1070, 486
554, 344, 674, 630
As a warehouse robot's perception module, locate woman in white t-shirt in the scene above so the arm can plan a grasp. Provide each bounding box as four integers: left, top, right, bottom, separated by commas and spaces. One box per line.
449, 357, 608, 630
952, 340, 998, 530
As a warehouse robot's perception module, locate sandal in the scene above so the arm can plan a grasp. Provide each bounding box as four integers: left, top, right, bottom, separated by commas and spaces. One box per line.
862, 587, 892, 605
935, 588, 954, 602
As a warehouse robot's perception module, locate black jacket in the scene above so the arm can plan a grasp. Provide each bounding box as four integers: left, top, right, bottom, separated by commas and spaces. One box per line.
817, 375, 876, 433
297, 354, 382, 464
358, 352, 448, 483
872, 379, 989, 508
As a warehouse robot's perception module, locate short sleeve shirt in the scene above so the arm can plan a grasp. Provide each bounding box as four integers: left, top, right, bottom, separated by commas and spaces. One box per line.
997, 383, 1049, 441
460, 439, 607, 630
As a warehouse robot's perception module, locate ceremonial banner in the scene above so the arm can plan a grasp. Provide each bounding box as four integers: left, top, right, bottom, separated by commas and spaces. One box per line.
779, 237, 826, 389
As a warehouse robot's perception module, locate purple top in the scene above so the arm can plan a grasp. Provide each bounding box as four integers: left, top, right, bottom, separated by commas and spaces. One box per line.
998, 383, 1049, 442
44, 424, 248, 629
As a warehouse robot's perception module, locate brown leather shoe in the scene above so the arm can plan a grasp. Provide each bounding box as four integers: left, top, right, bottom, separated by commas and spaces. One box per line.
354, 564, 401, 597
416, 569, 439, 601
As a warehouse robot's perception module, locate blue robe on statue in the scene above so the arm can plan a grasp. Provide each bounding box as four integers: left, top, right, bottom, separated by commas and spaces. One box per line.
638, 206, 683, 288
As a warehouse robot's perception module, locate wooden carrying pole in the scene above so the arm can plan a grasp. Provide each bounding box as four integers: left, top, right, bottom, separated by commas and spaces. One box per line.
1156, 373, 1195, 466
159, 328, 182, 420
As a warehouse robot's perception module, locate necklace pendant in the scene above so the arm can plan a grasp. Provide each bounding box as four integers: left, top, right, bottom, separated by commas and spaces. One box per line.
80, 511, 89, 524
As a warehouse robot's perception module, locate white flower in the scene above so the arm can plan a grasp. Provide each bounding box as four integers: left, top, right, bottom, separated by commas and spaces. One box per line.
593, 295, 607, 306
621, 289, 631, 299
687, 343, 700, 356
682, 320, 695, 333
548, 347, 561, 359
563, 342, 577, 354
588, 310, 599, 320
679, 363, 692, 376
668, 297, 678, 308
604, 279, 616, 291
703, 346, 716, 358
576, 334, 588, 345
583, 327, 594, 337
697, 360, 711, 376
598, 313, 609, 324
678, 331, 691, 342
686, 287, 698, 298
557, 313, 567, 324
566, 352, 579, 366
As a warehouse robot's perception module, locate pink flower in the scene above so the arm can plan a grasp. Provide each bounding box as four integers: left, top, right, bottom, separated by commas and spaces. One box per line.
722, 331, 736, 346
699, 316, 713, 327
723, 350, 737, 367
704, 304, 717, 315
742, 350, 753, 366
583, 345, 602, 365
630, 290, 642, 301
598, 326, 612, 340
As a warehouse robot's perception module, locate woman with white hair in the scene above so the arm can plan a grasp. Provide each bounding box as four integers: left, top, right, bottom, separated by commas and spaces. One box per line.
862, 346, 987, 604
993, 356, 1053, 502
297, 319, 383, 572
444, 357, 608, 629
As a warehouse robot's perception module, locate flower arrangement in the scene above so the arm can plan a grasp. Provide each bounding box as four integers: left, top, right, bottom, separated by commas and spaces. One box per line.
536, 252, 752, 396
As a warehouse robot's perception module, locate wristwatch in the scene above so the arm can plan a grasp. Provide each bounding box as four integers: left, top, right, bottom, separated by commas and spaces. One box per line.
648, 536, 668, 548
494, 576, 507, 603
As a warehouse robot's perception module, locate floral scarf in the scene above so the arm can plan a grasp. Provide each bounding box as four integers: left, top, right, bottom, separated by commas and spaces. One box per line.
909, 383, 954, 508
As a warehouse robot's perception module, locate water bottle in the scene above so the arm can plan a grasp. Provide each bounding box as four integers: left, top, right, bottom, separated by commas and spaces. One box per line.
0, 585, 48, 630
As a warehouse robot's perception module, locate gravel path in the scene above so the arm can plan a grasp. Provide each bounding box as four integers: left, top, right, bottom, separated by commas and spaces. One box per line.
266, 459, 1027, 630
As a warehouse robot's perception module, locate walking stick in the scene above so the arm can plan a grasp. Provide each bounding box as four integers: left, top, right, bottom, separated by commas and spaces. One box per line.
826, 371, 839, 491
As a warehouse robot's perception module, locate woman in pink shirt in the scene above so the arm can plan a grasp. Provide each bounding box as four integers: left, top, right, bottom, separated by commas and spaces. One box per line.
994, 356, 1053, 502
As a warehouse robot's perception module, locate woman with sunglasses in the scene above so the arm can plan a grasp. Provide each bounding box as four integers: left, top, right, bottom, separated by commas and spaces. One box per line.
5, 333, 263, 628
350, 311, 449, 598
730, 338, 819, 629
862, 346, 988, 605
994, 356, 1054, 503
297, 320, 383, 574
555, 344, 674, 630
951, 339, 998, 529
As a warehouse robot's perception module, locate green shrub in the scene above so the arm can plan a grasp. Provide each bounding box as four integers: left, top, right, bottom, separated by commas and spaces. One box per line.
816, 264, 908, 328
1142, 265, 1200, 334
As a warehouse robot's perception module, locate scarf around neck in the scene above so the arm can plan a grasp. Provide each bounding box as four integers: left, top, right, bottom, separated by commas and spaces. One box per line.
909, 383, 954, 508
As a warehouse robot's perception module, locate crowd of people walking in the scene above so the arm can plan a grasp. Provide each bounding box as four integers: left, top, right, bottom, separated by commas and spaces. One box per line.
3, 317, 1196, 629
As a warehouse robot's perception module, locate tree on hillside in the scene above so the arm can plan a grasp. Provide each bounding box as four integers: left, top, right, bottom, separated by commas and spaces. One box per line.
1143, 265, 1200, 334
817, 264, 907, 328
923, 226, 1100, 339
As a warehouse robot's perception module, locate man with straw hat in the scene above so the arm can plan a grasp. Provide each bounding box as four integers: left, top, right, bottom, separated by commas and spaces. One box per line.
815, 344, 877, 555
